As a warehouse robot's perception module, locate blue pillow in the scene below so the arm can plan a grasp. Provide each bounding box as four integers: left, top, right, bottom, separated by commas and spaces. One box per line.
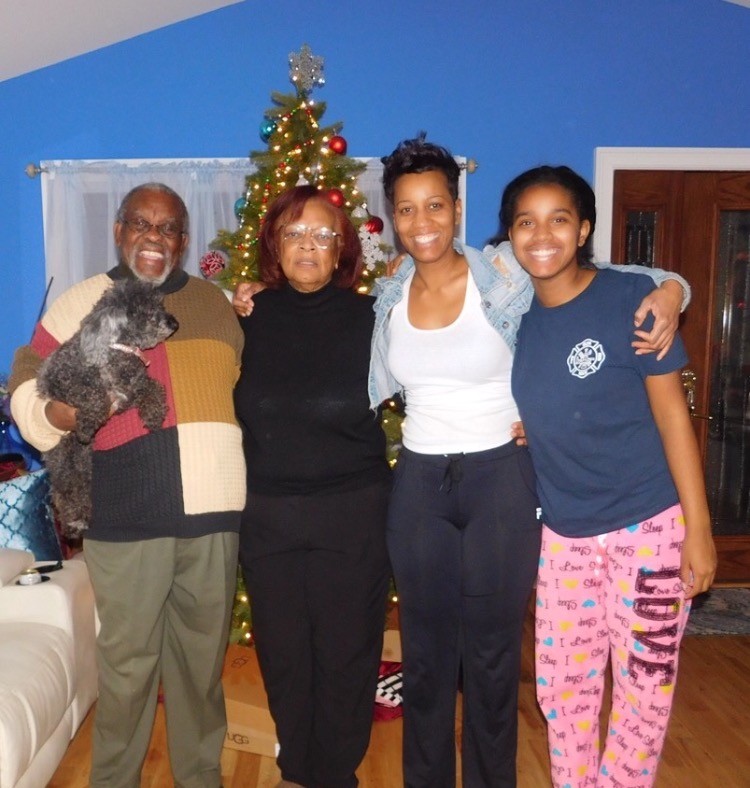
0, 470, 63, 561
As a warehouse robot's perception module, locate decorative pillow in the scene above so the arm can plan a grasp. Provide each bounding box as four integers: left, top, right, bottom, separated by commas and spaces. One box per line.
0, 547, 34, 587
0, 470, 63, 562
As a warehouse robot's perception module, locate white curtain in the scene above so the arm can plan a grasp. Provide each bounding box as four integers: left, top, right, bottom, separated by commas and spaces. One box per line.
40, 158, 250, 304
38, 156, 466, 307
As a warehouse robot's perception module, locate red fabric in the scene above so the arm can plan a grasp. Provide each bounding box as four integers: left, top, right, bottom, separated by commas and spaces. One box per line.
373, 703, 403, 722
0, 458, 24, 482
373, 660, 403, 722
30, 322, 60, 358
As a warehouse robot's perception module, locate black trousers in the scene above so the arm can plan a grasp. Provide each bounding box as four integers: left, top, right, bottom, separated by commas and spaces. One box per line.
239, 480, 390, 788
387, 442, 541, 788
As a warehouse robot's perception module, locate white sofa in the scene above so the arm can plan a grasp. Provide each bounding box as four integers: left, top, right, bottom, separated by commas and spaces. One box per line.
0, 548, 98, 788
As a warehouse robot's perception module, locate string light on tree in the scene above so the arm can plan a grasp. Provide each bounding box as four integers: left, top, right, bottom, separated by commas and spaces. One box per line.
207, 44, 391, 289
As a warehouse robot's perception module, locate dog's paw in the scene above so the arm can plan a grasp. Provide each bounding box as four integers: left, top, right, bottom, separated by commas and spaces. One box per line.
75, 405, 111, 443
75, 427, 98, 444
142, 404, 168, 432
139, 380, 169, 432
62, 520, 89, 539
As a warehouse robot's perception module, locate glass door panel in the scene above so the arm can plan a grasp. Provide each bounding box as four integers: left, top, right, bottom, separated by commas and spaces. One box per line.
705, 211, 750, 534
624, 210, 657, 266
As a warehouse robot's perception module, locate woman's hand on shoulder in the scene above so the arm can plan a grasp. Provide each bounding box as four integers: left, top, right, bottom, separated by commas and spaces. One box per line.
233, 281, 266, 317
511, 420, 527, 447
632, 280, 682, 360
385, 253, 407, 277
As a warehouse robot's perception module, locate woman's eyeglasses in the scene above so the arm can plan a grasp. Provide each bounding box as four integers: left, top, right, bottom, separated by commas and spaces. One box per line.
281, 224, 340, 249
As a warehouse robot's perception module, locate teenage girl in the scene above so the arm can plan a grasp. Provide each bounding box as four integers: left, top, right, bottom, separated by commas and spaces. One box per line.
506, 165, 717, 788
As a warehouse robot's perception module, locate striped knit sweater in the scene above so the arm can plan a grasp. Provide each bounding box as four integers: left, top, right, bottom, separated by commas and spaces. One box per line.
9, 266, 246, 542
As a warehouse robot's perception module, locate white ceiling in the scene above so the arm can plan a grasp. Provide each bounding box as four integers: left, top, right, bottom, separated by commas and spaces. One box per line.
2, 0, 746, 85
0, 0, 245, 83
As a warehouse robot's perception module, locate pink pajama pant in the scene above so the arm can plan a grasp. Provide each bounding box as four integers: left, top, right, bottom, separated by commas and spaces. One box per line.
535, 504, 690, 788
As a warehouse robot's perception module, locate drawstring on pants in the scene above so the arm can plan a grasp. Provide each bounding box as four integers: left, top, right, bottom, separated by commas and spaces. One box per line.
440, 454, 464, 492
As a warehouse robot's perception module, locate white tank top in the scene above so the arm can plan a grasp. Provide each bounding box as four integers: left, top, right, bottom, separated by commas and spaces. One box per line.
388, 270, 519, 454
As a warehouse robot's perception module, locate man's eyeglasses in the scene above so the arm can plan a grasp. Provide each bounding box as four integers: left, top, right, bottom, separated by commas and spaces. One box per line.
121, 217, 184, 239
281, 224, 340, 249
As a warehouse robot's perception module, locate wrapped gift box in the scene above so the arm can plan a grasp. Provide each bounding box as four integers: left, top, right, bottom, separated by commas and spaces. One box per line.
222, 644, 278, 757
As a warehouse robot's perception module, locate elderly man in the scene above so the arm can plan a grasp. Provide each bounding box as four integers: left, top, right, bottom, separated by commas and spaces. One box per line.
9, 183, 245, 788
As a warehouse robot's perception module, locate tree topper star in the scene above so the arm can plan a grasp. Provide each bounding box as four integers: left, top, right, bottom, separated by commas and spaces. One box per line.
289, 44, 325, 93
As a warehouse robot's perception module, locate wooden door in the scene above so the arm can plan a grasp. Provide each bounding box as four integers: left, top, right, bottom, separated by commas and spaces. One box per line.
612, 170, 750, 584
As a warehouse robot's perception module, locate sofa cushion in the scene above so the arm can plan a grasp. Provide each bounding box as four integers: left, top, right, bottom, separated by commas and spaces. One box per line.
0, 622, 75, 788
0, 548, 34, 587
0, 471, 63, 562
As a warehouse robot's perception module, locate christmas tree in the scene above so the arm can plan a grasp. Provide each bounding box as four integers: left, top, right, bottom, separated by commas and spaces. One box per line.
212, 46, 401, 646
202, 44, 391, 294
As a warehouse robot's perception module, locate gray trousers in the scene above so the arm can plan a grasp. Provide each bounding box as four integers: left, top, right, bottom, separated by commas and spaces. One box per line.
85, 531, 239, 788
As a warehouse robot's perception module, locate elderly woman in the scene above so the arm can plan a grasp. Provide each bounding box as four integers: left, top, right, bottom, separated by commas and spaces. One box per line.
233, 185, 391, 788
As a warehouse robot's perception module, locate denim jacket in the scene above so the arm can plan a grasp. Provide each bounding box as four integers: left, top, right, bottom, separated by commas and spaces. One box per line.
367, 239, 689, 409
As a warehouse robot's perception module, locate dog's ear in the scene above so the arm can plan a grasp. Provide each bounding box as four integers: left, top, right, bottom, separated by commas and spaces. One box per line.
79, 308, 129, 366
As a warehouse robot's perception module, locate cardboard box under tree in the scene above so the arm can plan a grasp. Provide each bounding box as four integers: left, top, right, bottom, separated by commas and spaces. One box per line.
222, 644, 278, 757
222, 610, 402, 758
382, 603, 402, 662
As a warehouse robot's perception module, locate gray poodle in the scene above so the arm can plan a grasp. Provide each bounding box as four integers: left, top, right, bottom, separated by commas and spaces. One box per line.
37, 279, 178, 537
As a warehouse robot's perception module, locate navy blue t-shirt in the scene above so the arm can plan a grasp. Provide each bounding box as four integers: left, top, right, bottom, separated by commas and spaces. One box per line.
511, 268, 688, 537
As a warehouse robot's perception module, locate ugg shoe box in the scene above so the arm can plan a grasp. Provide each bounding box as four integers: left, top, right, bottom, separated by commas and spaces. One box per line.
222, 645, 278, 757
382, 603, 402, 662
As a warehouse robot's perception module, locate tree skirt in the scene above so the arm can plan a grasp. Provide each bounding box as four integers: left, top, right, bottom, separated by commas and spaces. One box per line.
685, 588, 750, 636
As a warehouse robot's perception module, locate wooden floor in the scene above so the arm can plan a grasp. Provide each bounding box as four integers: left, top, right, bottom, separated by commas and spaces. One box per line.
51, 610, 750, 787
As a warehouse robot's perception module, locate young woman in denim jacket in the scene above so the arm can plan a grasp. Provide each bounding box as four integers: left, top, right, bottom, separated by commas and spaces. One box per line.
368, 135, 688, 788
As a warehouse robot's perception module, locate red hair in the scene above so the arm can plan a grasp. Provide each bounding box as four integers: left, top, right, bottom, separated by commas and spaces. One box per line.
258, 185, 363, 290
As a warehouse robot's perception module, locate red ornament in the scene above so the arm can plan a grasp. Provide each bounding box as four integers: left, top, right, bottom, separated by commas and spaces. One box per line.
199, 250, 226, 279
364, 215, 384, 234
328, 135, 348, 155
326, 188, 345, 207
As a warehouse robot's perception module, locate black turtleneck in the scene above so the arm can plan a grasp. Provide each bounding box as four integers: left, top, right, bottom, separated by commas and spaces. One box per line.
234, 282, 389, 495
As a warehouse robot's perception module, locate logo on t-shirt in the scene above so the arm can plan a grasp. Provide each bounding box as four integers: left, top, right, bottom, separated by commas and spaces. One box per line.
567, 338, 606, 379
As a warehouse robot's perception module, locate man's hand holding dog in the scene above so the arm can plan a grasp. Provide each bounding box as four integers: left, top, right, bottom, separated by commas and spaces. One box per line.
45, 397, 119, 431
45, 400, 78, 432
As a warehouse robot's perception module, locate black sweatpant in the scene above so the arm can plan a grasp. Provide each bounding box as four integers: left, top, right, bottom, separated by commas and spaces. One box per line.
387, 442, 541, 788
239, 480, 390, 788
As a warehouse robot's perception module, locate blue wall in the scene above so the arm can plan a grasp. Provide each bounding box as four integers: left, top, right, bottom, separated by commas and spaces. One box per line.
1, 0, 749, 371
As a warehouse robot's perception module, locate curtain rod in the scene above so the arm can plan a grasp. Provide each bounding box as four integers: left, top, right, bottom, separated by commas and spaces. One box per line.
26, 158, 478, 177
25, 163, 47, 178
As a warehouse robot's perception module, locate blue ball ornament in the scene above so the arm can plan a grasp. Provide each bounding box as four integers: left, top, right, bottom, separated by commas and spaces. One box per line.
234, 197, 247, 218
259, 119, 277, 142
